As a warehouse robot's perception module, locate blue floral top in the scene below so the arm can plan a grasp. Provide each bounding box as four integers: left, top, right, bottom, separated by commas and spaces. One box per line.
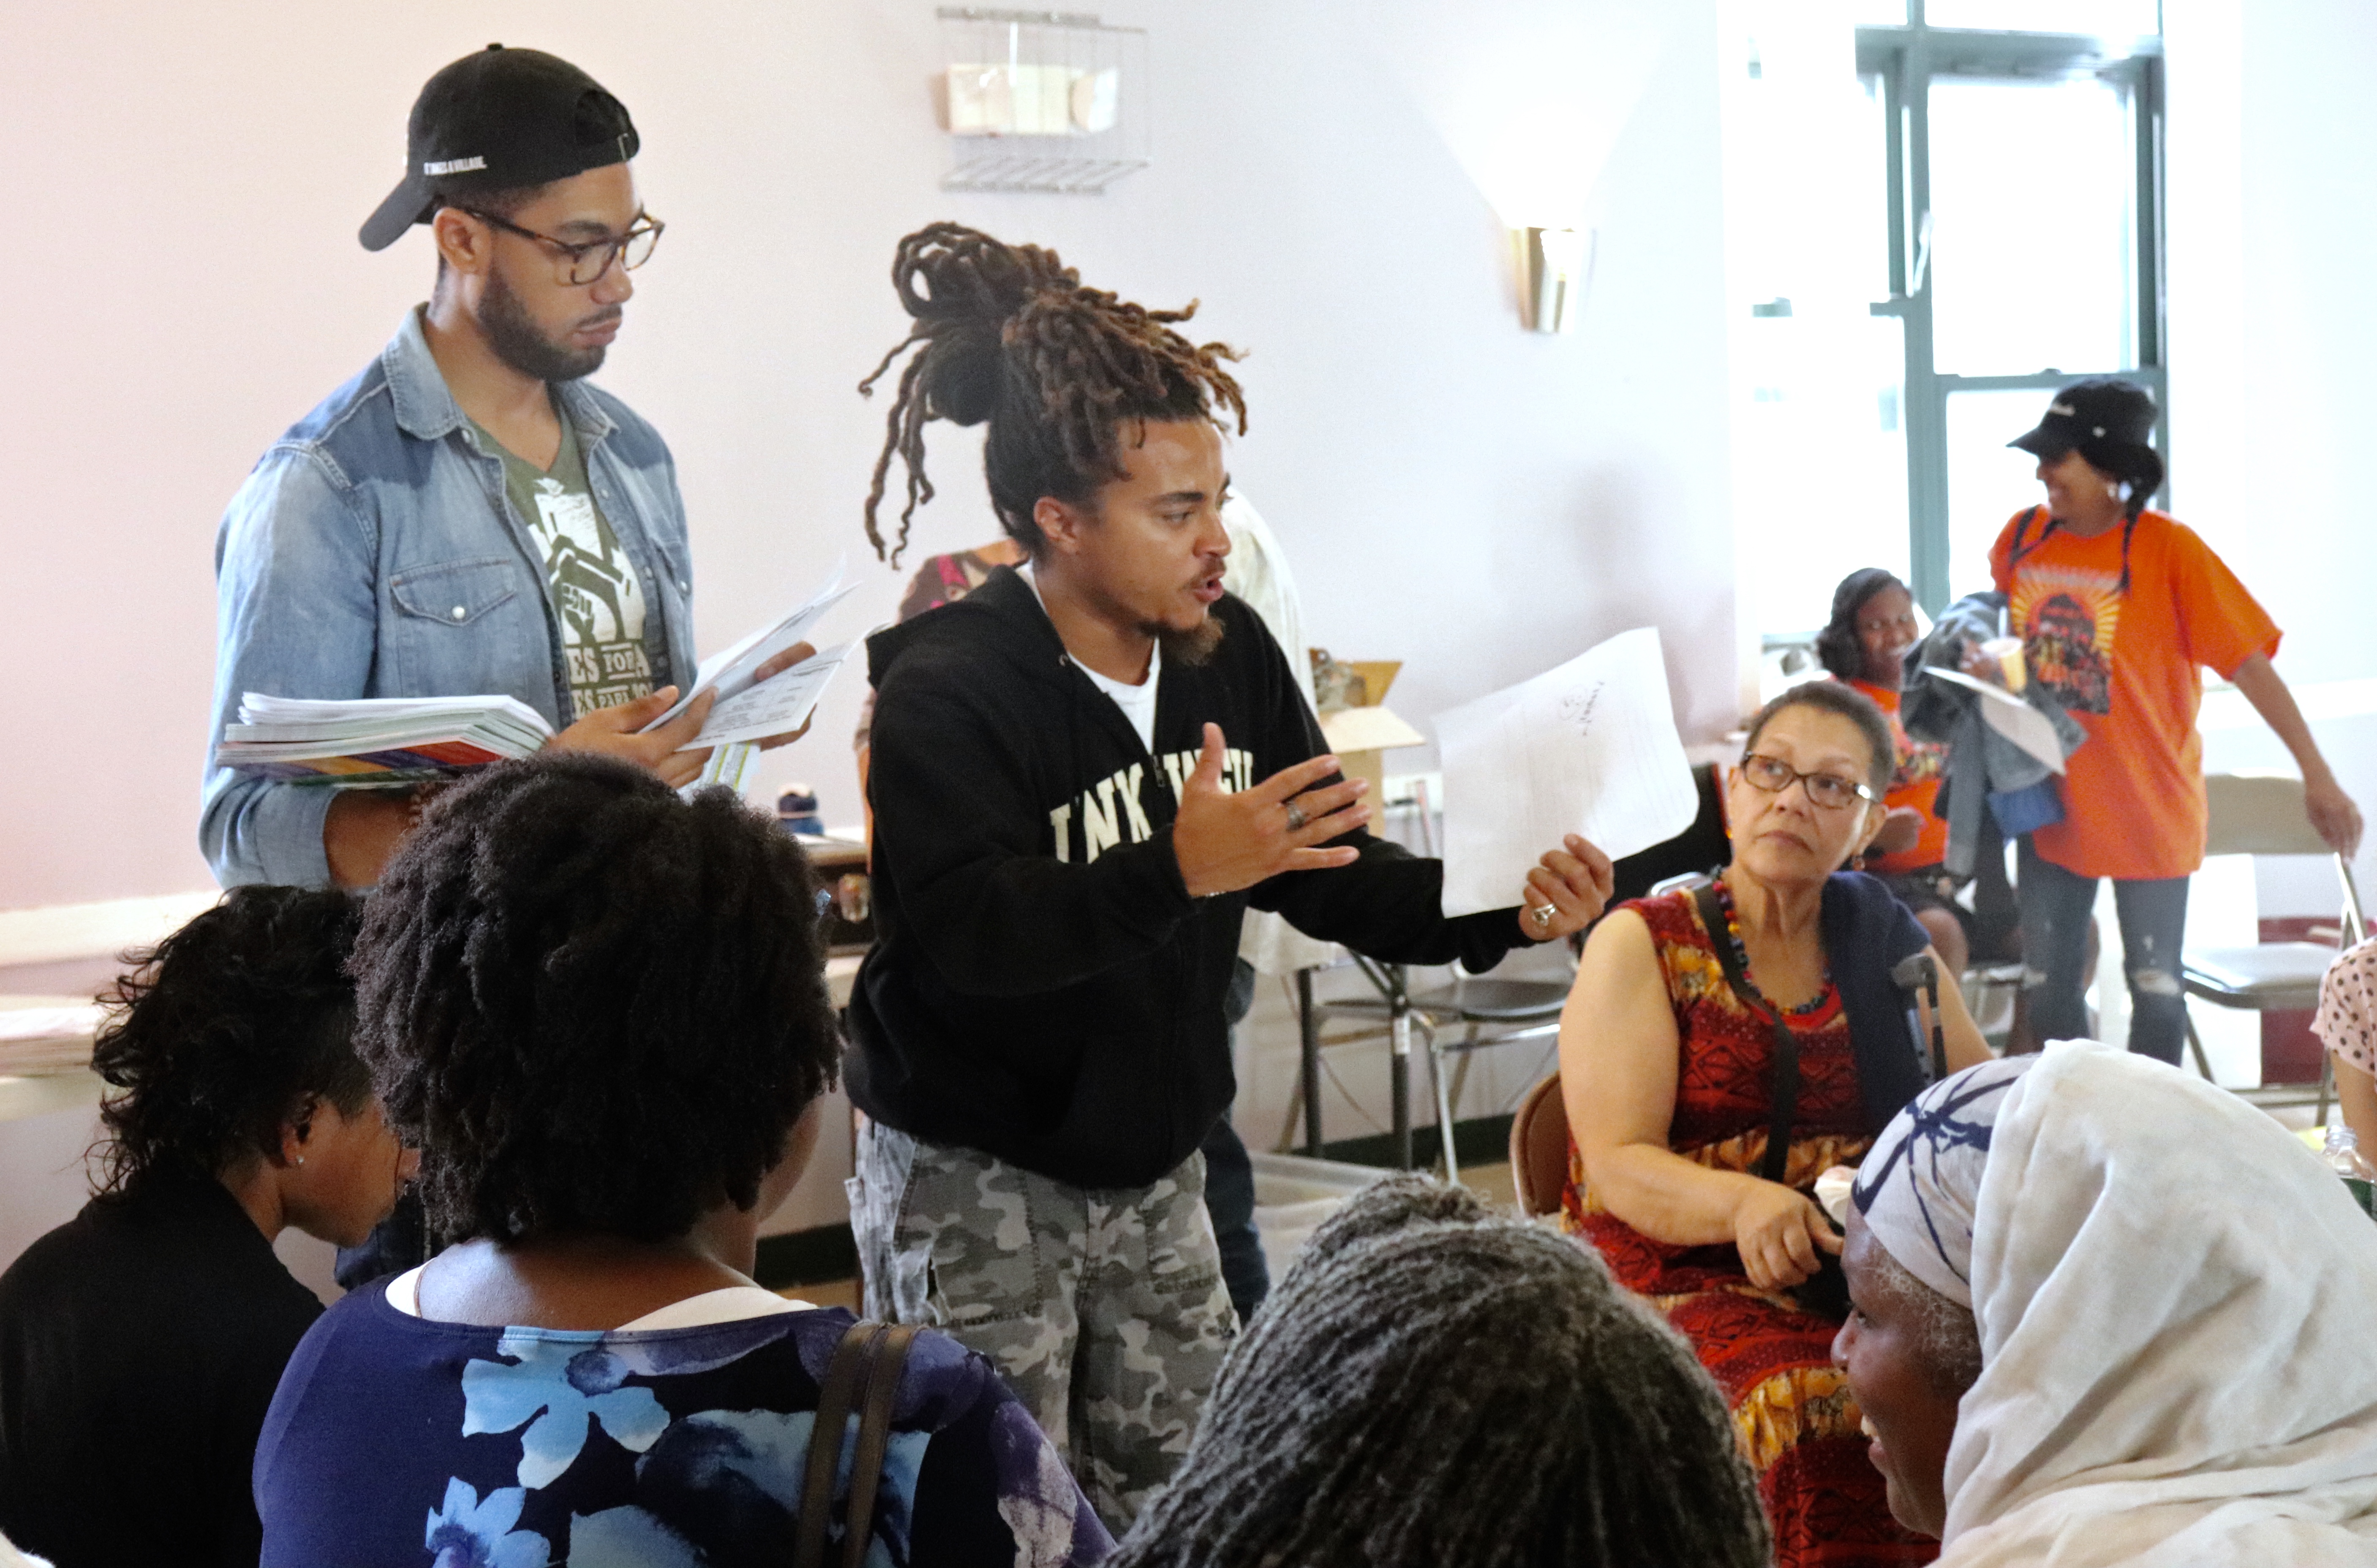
253, 1284, 1112, 1567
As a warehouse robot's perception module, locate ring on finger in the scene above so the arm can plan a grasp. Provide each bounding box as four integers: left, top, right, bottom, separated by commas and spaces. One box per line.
1530, 903, 1557, 930
1285, 801, 1308, 832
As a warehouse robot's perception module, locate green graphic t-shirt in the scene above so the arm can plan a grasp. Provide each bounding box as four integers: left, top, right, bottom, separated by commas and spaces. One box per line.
471, 411, 656, 719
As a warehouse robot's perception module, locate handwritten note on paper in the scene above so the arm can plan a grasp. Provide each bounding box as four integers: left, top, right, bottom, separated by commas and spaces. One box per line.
1434, 627, 1700, 917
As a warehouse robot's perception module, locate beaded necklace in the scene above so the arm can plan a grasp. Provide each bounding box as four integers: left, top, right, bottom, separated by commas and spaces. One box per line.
1713, 879, 1833, 1020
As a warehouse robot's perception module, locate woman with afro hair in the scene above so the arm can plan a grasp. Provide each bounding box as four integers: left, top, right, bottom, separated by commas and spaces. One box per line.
251, 752, 1111, 1568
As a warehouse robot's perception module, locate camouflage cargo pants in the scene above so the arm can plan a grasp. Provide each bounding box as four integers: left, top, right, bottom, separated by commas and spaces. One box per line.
848, 1122, 1236, 1531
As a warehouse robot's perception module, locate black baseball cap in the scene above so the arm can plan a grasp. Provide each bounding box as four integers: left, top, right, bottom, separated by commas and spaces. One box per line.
2008, 376, 2157, 459
359, 44, 640, 252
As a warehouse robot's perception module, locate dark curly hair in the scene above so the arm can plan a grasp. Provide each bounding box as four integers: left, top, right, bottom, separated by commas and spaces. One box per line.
349, 752, 839, 1247
857, 221, 1248, 568
1109, 1176, 1770, 1568
89, 885, 369, 1199
1814, 566, 1908, 682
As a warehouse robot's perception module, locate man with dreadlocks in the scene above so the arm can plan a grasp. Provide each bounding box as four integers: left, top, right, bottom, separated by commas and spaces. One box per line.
843, 222, 1617, 1528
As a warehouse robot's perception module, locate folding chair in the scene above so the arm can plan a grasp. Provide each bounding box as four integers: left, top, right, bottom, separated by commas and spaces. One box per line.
1509, 1072, 1571, 1218
2182, 773, 2369, 1117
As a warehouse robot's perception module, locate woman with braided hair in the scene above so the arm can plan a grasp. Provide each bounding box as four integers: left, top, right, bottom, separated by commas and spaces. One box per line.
1108, 1174, 1770, 1568
1981, 378, 2359, 1064
844, 222, 1616, 1529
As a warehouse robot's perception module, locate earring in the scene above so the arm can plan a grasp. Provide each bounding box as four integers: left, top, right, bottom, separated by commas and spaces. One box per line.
295, 1156, 306, 1167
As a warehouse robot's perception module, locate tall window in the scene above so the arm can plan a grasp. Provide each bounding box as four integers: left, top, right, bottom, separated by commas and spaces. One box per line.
1858, 0, 2166, 609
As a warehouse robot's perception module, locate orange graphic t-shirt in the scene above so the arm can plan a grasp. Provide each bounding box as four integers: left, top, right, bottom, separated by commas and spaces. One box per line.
1845, 678, 1949, 874
1988, 507, 2280, 881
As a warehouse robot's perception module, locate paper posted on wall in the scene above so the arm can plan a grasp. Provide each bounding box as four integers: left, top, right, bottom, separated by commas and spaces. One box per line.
1920, 666, 2068, 773
1434, 627, 1701, 917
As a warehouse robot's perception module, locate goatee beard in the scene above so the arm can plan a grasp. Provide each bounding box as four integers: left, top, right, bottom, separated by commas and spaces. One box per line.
479, 264, 607, 384
1152, 613, 1225, 669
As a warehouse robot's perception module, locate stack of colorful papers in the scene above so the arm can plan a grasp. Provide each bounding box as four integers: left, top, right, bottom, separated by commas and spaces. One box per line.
212, 694, 553, 783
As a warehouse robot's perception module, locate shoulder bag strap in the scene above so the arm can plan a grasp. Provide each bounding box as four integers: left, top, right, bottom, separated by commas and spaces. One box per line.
839, 1324, 921, 1568
1691, 884, 1800, 1187
2007, 504, 2049, 571
794, 1323, 882, 1568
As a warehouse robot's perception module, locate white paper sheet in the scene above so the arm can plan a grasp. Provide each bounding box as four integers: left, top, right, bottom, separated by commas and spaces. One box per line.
642, 558, 857, 734
1920, 666, 2068, 773
1434, 627, 1701, 917
675, 642, 856, 750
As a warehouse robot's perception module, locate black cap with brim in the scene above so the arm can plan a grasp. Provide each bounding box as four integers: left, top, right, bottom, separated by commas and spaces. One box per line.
360, 44, 639, 252
2007, 376, 2157, 459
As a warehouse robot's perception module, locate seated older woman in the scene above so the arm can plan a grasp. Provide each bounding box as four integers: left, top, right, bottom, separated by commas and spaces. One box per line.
1837, 1044, 2377, 1563
1560, 678, 1991, 1568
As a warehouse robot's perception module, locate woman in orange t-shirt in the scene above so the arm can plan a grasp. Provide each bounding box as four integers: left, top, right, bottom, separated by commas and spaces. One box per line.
1815, 569, 1967, 977
1977, 379, 2361, 1063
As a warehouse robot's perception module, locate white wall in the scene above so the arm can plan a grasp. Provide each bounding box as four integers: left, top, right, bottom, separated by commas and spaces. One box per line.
2166, 0, 2377, 907
0, 0, 1733, 1254
0, 0, 1733, 912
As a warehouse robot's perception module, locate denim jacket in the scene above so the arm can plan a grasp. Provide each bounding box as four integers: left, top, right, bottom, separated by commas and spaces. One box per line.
202, 308, 695, 888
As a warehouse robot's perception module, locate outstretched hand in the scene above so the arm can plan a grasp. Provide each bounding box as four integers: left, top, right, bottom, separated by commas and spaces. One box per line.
1516, 834, 1616, 942
1172, 724, 1369, 898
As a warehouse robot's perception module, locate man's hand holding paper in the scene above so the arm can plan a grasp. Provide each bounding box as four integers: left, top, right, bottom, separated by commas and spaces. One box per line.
1517, 833, 1617, 942
1436, 626, 1701, 920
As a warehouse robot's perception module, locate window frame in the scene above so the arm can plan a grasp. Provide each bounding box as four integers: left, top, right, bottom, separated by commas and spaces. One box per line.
1858, 4, 2168, 610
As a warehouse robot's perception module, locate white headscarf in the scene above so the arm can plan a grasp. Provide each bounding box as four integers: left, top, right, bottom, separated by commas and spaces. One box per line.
1852, 1053, 2037, 1309
1868, 1041, 2377, 1566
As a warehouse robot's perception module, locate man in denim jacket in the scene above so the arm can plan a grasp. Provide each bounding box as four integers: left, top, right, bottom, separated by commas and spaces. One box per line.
204, 46, 789, 889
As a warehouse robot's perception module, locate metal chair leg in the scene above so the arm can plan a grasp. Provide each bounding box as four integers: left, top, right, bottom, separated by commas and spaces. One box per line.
1426, 1018, 1461, 1186
1447, 1021, 1478, 1121
2184, 1005, 2214, 1081
1390, 996, 1413, 1171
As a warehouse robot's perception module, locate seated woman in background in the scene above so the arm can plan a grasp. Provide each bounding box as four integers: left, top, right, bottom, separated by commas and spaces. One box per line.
0, 885, 409, 1568
1816, 567, 1970, 978
2314, 933, 2377, 1154
1561, 679, 1991, 1568
1108, 1173, 1770, 1568
1838, 1044, 2377, 1563
254, 754, 1111, 1568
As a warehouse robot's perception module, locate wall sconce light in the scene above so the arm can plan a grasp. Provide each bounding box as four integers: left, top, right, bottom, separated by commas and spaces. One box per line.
1518, 226, 1592, 334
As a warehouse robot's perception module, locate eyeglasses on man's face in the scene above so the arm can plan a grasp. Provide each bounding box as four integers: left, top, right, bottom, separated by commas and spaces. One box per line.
1737, 752, 1879, 811
460, 207, 664, 286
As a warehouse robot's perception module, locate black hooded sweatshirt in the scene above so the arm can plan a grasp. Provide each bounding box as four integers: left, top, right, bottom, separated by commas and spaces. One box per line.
848, 567, 1527, 1188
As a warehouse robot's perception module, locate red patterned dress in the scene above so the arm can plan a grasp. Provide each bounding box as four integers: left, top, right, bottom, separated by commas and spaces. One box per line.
1562, 887, 1934, 1567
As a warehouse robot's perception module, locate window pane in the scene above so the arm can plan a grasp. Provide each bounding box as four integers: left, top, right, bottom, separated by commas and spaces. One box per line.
1925, 0, 2158, 37
1737, 313, 1912, 636
1943, 387, 2059, 600
1927, 75, 2135, 376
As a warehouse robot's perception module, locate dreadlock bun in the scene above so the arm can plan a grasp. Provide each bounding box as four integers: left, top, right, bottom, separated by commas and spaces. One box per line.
859, 221, 1248, 567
